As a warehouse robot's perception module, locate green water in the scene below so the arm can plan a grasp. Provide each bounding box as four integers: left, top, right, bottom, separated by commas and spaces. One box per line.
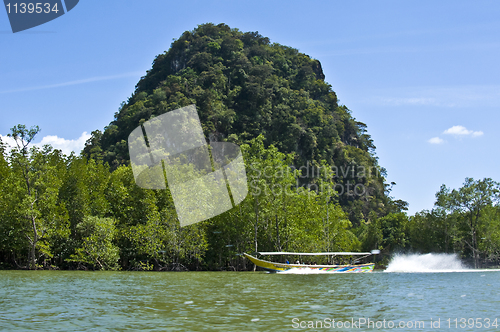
1, 270, 499, 331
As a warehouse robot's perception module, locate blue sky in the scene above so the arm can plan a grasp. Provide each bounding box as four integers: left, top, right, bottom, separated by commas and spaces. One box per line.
1, 1, 499, 215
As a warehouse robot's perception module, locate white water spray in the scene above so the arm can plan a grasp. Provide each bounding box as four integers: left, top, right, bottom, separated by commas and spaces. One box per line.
385, 253, 468, 273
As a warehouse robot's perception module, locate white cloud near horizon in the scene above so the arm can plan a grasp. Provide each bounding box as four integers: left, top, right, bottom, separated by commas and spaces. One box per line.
35, 132, 91, 155
427, 125, 483, 145
443, 125, 483, 137
0, 71, 143, 94
1, 132, 91, 156
428, 137, 445, 144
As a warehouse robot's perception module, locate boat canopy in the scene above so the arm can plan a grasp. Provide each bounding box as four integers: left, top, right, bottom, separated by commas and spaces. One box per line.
257, 251, 372, 256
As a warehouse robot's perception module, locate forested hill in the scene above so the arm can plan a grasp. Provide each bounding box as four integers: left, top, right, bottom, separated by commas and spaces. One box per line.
83, 23, 404, 224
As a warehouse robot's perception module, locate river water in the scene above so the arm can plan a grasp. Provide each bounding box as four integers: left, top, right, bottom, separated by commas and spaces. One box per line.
1, 255, 499, 331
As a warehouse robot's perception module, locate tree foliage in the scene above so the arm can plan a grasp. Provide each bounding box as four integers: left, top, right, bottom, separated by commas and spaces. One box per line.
407, 178, 500, 267
2, 125, 500, 269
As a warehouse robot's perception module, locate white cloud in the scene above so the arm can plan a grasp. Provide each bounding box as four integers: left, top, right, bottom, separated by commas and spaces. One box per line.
443, 125, 483, 137
1, 132, 91, 156
35, 132, 91, 155
374, 85, 500, 108
428, 137, 445, 144
0, 134, 18, 154
0, 71, 143, 94
380, 97, 437, 106
443, 125, 471, 135
472, 131, 484, 137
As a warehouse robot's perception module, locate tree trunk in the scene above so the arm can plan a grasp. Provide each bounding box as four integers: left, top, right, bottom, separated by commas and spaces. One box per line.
30, 214, 38, 270
275, 215, 281, 252
254, 197, 258, 253
469, 211, 478, 268
472, 229, 479, 269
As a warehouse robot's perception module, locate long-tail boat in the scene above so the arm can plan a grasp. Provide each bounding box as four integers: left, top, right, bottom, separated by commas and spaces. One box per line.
243, 251, 379, 273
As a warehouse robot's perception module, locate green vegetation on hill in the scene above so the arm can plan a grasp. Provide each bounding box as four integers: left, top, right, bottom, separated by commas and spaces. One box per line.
84, 23, 398, 226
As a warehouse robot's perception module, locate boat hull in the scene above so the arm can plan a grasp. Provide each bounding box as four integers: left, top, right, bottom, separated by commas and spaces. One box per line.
243, 253, 374, 273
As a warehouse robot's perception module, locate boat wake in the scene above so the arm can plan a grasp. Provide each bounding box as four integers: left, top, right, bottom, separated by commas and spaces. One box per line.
384, 253, 469, 273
